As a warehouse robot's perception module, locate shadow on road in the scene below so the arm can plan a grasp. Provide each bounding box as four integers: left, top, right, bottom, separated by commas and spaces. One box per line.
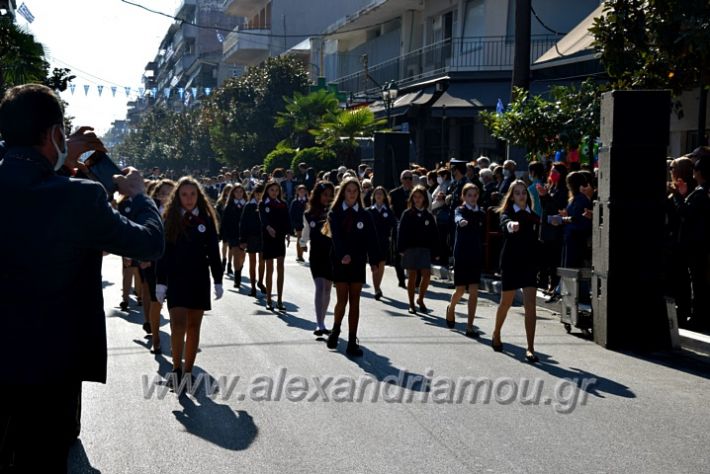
67, 439, 101, 473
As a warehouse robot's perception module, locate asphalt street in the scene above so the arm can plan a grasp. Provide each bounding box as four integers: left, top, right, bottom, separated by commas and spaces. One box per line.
68, 248, 710, 473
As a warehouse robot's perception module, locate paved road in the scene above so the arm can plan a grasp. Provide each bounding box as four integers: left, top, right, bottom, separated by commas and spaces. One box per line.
68, 248, 710, 473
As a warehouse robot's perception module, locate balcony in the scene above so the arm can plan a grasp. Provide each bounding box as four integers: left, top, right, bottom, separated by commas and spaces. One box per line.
173, 24, 197, 50
333, 35, 558, 96
223, 0, 267, 18
173, 54, 197, 78
175, 0, 196, 21
223, 25, 271, 66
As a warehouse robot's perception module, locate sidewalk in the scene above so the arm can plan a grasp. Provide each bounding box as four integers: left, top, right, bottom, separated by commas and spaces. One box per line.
431, 264, 710, 360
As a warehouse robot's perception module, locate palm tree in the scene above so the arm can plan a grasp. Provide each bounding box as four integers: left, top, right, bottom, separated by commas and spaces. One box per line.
0, 17, 48, 95
311, 107, 387, 169
275, 89, 341, 148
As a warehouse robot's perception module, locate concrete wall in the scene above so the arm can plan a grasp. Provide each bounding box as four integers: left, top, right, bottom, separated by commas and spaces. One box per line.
669, 88, 710, 156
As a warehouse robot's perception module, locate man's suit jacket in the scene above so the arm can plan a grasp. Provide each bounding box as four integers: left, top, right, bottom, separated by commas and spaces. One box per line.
0, 147, 164, 384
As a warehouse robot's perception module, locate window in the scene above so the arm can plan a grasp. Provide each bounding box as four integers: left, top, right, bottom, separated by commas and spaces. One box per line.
463, 0, 485, 37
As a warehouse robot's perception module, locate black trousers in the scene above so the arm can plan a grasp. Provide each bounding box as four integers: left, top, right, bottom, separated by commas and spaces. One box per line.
0, 381, 82, 473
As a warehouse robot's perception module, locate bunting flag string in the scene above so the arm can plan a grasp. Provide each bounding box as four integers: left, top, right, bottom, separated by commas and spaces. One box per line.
57, 83, 218, 100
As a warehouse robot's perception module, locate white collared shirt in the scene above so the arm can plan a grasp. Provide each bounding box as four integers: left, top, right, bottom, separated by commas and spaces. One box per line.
249, 198, 257, 205
180, 207, 199, 216
342, 202, 360, 212
465, 203, 480, 212
513, 204, 531, 213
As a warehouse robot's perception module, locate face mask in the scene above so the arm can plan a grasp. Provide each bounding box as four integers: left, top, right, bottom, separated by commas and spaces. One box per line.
437, 177, 444, 185
550, 169, 560, 185
504, 169, 512, 178
51, 125, 68, 171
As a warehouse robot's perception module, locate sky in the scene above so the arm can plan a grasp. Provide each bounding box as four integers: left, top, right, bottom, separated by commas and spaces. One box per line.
18, 0, 182, 136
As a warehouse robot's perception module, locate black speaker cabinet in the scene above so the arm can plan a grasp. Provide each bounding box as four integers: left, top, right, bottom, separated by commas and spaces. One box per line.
593, 90, 672, 351
373, 132, 411, 190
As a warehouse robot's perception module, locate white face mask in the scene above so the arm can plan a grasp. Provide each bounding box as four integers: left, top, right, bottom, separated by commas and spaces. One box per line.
437, 177, 444, 185
51, 124, 68, 171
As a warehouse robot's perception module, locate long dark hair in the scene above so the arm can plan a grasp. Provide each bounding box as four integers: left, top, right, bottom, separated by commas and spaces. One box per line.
406, 185, 430, 209
330, 177, 363, 211
566, 171, 588, 202
164, 176, 218, 243
371, 186, 392, 207
306, 180, 335, 216
261, 180, 283, 203
247, 183, 265, 202
496, 179, 532, 214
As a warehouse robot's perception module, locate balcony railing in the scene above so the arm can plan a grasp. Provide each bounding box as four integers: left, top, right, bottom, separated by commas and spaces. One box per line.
223, 24, 272, 64
333, 35, 558, 95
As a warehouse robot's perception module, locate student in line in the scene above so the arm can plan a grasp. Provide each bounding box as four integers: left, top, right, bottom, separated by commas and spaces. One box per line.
221, 183, 248, 288
446, 183, 485, 338
300, 181, 336, 336
259, 180, 292, 311
216, 184, 234, 275
240, 183, 266, 297
492, 180, 541, 363
367, 186, 397, 300
325, 177, 380, 356
156, 177, 224, 384
290, 184, 309, 263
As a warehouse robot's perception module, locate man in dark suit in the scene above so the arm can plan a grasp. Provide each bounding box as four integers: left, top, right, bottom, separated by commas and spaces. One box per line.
389, 169, 414, 287
0, 84, 165, 472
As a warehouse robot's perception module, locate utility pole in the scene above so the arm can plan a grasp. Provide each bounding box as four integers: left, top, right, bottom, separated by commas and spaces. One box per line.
511, 0, 531, 99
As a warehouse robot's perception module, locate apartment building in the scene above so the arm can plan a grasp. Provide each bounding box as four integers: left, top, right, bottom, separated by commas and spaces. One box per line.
321, 0, 602, 165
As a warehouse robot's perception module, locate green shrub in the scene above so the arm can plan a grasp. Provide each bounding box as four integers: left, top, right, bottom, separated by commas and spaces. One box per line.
291, 146, 340, 173
264, 146, 296, 172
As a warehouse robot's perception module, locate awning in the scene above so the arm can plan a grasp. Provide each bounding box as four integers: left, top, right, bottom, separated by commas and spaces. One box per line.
533, 4, 603, 67
370, 90, 422, 117
430, 82, 510, 118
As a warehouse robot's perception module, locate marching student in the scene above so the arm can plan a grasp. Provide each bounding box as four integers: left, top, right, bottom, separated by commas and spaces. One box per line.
397, 185, 439, 314
299, 181, 336, 336
216, 184, 234, 275
367, 186, 397, 300
446, 183, 485, 337
155, 177, 224, 384
325, 177, 380, 356
221, 183, 248, 288
117, 194, 143, 313
492, 179, 541, 363
290, 184, 309, 263
259, 180, 292, 310
145, 178, 175, 353
240, 183, 267, 297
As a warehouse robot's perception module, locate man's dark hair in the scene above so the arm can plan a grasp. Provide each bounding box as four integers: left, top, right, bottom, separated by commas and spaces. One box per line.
0, 84, 64, 147
695, 156, 710, 182
528, 161, 545, 180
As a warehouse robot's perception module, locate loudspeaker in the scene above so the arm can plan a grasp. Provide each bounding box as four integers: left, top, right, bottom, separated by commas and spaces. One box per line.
373, 132, 411, 190
593, 90, 672, 351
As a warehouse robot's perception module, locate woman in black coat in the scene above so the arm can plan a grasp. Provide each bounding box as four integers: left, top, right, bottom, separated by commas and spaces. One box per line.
397, 185, 438, 314
259, 180, 292, 311
221, 184, 247, 288
239, 183, 266, 297
492, 180, 541, 363
538, 164, 568, 299
446, 183, 485, 338
155, 177, 224, 383
325, 177, 380, 357
299, 181, 336, 336
289, 184, 309, 263
215, 184, 234, 274
367, 186, 397, 300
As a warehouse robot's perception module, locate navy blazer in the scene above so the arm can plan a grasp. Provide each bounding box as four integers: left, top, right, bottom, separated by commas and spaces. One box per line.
453, 205, 485, 261
0, 147, 164, 384
397, 207, 438, 254
328, 205, 379, 266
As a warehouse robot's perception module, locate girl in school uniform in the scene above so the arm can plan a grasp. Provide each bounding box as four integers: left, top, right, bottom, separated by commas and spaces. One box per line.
325, 177, 380, 356
290, 184, 309, 263
446, 183, 485, 338
216, 184, 234, 274
299, 181, 336, 336
397, 185, 439, 314
239, 183, 266, 297
155, 177, 224, 383
259, 180, 292, 310
367, 186, 397, 300
492, 179, 541, 363
221, 184, 248, 288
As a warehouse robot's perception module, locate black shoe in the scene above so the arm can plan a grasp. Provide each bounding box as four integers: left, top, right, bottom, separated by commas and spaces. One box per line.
408, 305, 417, 315
445, 305, 455, 328
492, 338, 503, 352
322, 329, 332, 336
150, 345, 162, 355
119, 301, 129, 312
525, 350, 540, 363
249, 287, 257, 297
258, 283, 267, 294
142, 322, 152, 334
227, 263, 233, 275
466, 328, 481, 339
545, 294, 560, 304
346, 339, 363, 357
398, 281, 406, 289
166, 367, 183, 389
374, 289, 383, 300
266, 300, 274, 311
277, 301, 285, 311
234, 279, 240, 289
314, 329, 325, 337
326, 328, 340, 349
417, 300, 428, 313
296, 257, 305, 263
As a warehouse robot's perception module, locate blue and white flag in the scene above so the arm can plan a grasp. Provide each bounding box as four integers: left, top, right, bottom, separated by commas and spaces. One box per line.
191, 87, 198, 98
83, 85, 90, 96
97, 85, 104, 96
151, 87, 158, 97
110, 86, 117, 97
216, 30, 224, 43
16, 2, 34, 23
496, 98, 505, 115
178, 87, 185, 100
205, 87, 212, 96
124, 86, 131, 97
69, 84, 76, 95
164, 88, 171, 99
138, 87, 145, 98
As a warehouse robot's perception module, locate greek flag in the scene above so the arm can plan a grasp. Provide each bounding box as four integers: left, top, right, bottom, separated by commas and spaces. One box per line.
496, 98, 505, 115
216, 30, 224, 43
17, 2, 34, 23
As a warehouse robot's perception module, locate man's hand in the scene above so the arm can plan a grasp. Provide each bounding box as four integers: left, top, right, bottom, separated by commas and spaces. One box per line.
65, 126, 107, 169
341, 255, 352, 265
114, 167, 145, 198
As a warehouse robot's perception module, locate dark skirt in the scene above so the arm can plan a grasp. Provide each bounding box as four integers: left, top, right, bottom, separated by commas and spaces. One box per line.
246, 235, 263, 253
454, 263, 481, 287
332, 261, 366, 284
309, 253, 333, 281
500, 264, 538, 291
139, 263, 158, 302
402, 247, 431, 271
166, 267, 211, 311
262, 236, 286, 259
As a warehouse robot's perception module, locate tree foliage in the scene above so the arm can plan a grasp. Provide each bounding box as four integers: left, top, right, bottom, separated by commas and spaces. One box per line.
275, 89, 340, 148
